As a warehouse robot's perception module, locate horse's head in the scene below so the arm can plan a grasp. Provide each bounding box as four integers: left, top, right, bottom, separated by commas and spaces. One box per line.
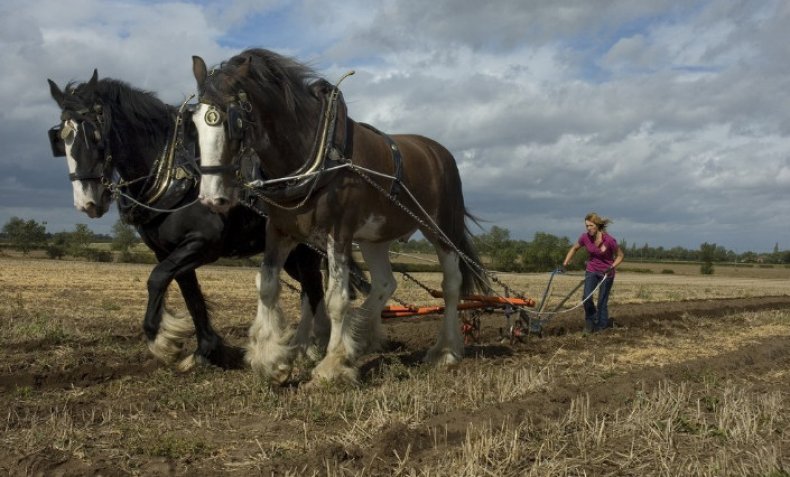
47, 70, 113, 218
191, 50, 320, 214
190, 55, 251, 214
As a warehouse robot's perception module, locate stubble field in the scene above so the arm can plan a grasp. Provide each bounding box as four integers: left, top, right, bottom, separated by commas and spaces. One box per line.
1, 256, 789, 476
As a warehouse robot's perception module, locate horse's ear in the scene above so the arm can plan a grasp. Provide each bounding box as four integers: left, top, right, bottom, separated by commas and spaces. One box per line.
237, 55, 252, 77
81, 69, 99, 98
48, 79, 65, 108
193, 56, 208, 88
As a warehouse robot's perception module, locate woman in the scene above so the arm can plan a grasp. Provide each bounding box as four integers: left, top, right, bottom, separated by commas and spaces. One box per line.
562, 212, 625, 332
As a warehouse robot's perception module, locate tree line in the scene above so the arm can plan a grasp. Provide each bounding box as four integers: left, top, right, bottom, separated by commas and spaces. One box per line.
393, 225, 790, 273
1, 216, 139, 262
3, 217, 789, 270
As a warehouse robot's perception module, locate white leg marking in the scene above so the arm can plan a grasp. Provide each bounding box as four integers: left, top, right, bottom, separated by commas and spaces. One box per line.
247, 239, 296, 384
357, 241, 396, 352
425, 249, 464, 366
147, 309, 194, 365
310, 235, 358, 385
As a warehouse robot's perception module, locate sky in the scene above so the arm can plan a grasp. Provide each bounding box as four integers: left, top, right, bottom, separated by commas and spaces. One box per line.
1, 0, 788, 253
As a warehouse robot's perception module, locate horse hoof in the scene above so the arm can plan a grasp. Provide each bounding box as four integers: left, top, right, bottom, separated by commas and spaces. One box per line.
270, 364, 292, 385
309, 362, 359, 387
423, 348, 462, 367
249, 361, 292, 385
147, 338, 181, 365
176, 354, 209, 373
306, 343, 326, 362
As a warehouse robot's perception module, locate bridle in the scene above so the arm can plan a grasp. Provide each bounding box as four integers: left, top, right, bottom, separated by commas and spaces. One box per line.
197, 91, 252, 177
48, 103, 114, 184
196, 71, 356, 196
49, 95, 201, 216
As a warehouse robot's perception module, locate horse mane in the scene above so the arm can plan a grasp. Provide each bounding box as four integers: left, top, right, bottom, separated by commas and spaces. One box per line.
65, 78, 175, 161
201, 49, 322, 156
98, 79, 172, 147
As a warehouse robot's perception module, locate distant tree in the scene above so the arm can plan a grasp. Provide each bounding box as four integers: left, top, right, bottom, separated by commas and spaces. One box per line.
399, 238, 433, 253
46, 232, 70, 259
67, 223, 95, 258
111, 220, 139, 259
473, 226, 510, 258
2, 217, 47, 254
521, 232, 573, 272
700, 242, 715, 275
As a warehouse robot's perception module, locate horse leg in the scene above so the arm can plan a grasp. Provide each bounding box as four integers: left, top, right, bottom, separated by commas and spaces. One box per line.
247, 231, 296, 384
284, 245, 329, 359
144, 253, 195, 365
424, 248, 464, 366
356, 241, 395, 352
310, 235, 359, 385
174, 270, 236, 372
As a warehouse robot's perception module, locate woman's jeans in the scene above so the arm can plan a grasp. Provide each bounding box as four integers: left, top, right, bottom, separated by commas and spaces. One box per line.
583, 271, 614, 332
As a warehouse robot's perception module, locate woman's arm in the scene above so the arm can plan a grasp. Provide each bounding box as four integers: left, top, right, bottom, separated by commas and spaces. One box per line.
612, 244, 625, 269
563, 243, 582, 267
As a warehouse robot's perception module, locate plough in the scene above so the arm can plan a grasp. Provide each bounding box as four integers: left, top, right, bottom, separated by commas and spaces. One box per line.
379, 268, 607, 345
381, 294, 535, 319
380, 285, 538, 344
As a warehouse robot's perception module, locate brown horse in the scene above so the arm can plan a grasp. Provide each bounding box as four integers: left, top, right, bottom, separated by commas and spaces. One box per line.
191, 48, 488, 385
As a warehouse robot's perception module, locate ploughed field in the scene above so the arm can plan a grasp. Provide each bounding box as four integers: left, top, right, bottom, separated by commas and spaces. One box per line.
1, 256, 789, 476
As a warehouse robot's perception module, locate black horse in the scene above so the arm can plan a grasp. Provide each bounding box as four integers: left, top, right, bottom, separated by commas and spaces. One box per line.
47, 70, 360, 371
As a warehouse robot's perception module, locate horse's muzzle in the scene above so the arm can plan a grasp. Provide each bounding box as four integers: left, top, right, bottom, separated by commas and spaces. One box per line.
199, 195, 232, 214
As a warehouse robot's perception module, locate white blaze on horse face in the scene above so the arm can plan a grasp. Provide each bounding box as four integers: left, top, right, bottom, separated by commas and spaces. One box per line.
64, 120, 105, 218
193, 103, 232, 213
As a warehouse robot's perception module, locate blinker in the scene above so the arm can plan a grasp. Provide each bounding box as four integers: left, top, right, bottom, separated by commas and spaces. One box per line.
227, 105, 244, 140
47, 126, 66, 157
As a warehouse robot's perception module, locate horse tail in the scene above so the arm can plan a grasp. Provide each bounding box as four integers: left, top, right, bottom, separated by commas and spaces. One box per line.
459, 209, 490, 296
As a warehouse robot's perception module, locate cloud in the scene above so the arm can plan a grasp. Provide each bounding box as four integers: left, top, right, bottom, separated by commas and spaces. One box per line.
1, 0, 789, 252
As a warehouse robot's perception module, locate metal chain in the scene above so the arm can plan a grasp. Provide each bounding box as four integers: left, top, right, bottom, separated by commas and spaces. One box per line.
238, 199, 418, 310
401, 271, 439, 297
344, 162, 532, 305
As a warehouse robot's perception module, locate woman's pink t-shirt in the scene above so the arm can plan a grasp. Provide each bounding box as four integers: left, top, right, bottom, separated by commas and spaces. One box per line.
578, 233, 619, 275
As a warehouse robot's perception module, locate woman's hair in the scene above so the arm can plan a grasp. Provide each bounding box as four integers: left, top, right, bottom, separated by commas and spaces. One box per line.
585, 212, 612, 231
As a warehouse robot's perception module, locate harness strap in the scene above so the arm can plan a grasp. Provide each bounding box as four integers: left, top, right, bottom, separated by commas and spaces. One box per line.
358, 123, 403, 199
200, 164, 240, 175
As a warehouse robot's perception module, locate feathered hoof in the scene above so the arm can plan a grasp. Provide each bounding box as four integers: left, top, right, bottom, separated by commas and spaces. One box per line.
175, 353, 209, 373
305, 342, 327, 362
307, 360, 359, 388
423, 346, 463, 367
147, 336, 182, 365
147, 311, 194, 365
248, 359, 292, 386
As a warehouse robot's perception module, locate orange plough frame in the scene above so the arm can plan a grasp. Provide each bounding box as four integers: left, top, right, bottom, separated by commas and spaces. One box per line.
381, 295, 535, 319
